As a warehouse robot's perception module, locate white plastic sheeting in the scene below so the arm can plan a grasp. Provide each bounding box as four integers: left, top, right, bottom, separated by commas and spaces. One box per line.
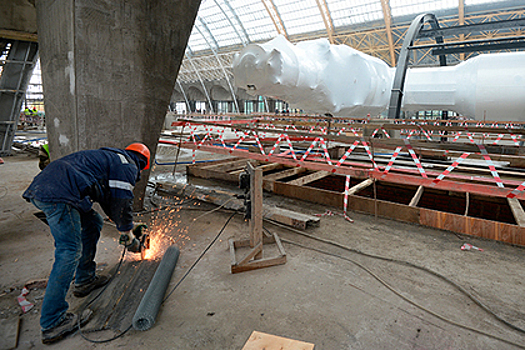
232, 35, 525, 121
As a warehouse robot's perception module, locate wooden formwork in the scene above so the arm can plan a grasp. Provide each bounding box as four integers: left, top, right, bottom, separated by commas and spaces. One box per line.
187, 158, 525, 247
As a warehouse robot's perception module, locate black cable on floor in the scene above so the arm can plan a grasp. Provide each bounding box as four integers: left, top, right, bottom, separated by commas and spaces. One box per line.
76, 203, 236, 343
162, 211, 237, 303
263, 224, 525, 349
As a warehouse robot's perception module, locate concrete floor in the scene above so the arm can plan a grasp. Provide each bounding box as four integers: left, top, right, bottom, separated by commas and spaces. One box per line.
1, 146, 525, 350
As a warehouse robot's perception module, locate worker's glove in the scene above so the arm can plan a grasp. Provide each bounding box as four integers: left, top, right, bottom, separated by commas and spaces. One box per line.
119, 230, 141, 253
132, 224, 148, 239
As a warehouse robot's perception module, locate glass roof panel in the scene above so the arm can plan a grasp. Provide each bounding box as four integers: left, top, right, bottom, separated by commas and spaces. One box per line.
390, 0, 457, 17
273, 0, 326, 36
328, 0, 383, 28
198, 0, 243, 48
228, 0, 279, 42
187, 24, 210, 52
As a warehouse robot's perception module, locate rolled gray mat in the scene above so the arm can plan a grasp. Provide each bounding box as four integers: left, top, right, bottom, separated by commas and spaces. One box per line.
132, 245, 180, 331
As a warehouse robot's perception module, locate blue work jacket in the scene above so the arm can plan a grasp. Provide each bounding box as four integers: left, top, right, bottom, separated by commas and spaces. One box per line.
23, 147, 143, 231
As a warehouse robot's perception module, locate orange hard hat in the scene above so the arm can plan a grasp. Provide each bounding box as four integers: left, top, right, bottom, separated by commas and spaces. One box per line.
125, 142, 150, 170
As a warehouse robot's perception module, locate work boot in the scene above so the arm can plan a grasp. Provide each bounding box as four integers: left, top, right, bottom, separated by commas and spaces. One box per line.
73, 274, 110, 298
41, 309, 93, 345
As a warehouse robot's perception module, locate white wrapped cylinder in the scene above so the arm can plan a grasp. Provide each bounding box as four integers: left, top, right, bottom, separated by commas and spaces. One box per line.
232, 35, 525, 121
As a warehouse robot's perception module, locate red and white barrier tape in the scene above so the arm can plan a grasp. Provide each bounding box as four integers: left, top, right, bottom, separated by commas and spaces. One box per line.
383, 146, 403, 175
335, 140, 360, 169
404, 139, 428, 178
431, 152, 470, 186
477, 144, 504, 188
361, 138, 379, 170
319, 138, 333, 165
343, 175, 354, 222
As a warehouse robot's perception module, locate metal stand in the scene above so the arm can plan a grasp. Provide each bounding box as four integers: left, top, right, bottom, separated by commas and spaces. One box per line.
229, 162, 286, 274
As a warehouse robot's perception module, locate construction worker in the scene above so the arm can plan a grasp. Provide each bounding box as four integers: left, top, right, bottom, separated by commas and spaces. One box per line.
22, 142, 151, 344
38, 143, 50, 170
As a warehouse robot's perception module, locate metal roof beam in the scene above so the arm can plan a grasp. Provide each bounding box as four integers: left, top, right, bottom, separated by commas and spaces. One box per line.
418, 18, 525, 38
195, 24, 240, 112
216, 0, 250, 45
431, 39, 525, 55
198, 16, 220, 50
185, 51, 215, 113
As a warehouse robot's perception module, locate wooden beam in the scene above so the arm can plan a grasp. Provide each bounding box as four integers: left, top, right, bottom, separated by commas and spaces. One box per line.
264, 206, 320, 230
261, 0, 288, 38
263, 167, 306, 181
0, 30, 38, 42
315, 0, 335, 44
201, 158, 251, 172
380, 0, 396, 66
348, 178, 374, 196
242, 331, 314, 350
409, 185, 424, 207
459, 0, 465, 61
258, 162, 284, 173
286, 171, 331, 186
508, 198, 525, 227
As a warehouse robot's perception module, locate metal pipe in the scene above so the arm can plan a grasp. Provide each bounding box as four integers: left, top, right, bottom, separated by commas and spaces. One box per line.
132, 245, 180, 331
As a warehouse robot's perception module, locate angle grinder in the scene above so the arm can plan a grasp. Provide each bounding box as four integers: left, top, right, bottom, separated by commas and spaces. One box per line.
119, 224, 151, 259
133, 224, 151, 260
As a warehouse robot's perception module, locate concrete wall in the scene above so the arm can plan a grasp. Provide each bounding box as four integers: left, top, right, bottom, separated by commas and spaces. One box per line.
35, 0, 201, 207
0, 0, 37, 40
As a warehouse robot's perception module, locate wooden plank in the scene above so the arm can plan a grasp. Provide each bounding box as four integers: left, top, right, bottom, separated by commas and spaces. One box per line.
347, 178, 374, 196
348, 195, 421, 224
286, 171, 331, 186
0, 29, 38, 42
259, 163, 285, 172
237, 243, 263, 266
186, 165, 239, 182
202, 159, 252, 172
248, 163, 263, 257
229, 169, 245, 176
420, 208, 525, 245
0, 317, 20, 350
187, 157, 237, 170
264, 206, 320, 230
231, 255, 287, 274
409, 185, 424, 207
242, 331, 315, 350
508, 198, 525, 227
229, 239, 237, 266
274, 182, 343, 208
273, 233, 287, 256
264, 167, 306, 181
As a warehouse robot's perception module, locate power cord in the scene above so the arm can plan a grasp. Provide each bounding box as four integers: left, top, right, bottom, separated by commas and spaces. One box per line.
263, 223, 525, 349
77, 207, 237, 343
163, 211, 237, 303
0, 185, 7, 200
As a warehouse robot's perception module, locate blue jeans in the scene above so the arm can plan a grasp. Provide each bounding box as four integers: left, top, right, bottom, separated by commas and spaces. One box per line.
30, 199, 103, 331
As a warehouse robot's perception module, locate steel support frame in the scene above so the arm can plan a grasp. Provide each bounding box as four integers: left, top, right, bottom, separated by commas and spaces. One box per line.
195, 19, 240, 112
0, 40, 39, 156
185, 52, 215, 113
387, 13, 446, 120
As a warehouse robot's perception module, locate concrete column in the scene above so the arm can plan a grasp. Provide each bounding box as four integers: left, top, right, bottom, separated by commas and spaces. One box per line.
35, 0, 200, 208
